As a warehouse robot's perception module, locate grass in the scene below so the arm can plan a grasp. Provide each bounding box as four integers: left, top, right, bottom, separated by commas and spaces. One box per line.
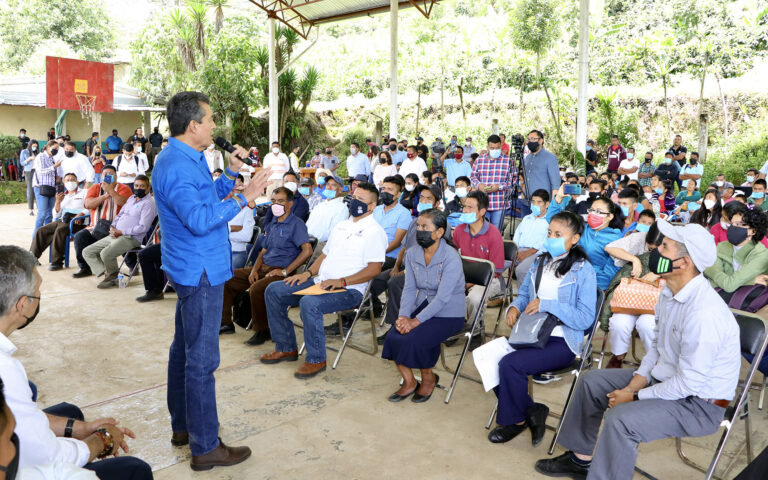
0, 181, 27, 205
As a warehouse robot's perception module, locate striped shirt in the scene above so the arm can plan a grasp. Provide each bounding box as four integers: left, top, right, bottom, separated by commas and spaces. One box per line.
32, 153, 57, 187
469, 153, 517, 212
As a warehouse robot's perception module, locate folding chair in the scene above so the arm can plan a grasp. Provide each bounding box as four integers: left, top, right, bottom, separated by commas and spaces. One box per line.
597, 328, 643, 369
485, 288, 605, 457
438, 257, 496, 404
244, 226, 262, 267
117, 219, 160, 284
674, 309, 768, 480
490, 240, 518, 338
48, 214, 90, 268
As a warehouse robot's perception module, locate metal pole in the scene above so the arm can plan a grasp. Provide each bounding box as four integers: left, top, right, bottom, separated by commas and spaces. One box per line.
389, 0, 398, 139
575, 0, 590, 161
268, 16, 278, 144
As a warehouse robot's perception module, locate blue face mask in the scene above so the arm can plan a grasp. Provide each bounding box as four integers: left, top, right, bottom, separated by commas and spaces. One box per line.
687, 202, 701, 212
635, 203, 645, 213
417, 202, 433, 212
620, 205, 631, 217
654, 188, 663, 195
635, 223, 651, 233
318, 176, 326, 186
458, 212, 477, 224
298, 186, 310, 196
489, 149, 502, 159
543, 237, 567, 257
322, 189, 337, 199
751, 191, 765, 199
586, 145, 592, 151
530, 204, 542, 217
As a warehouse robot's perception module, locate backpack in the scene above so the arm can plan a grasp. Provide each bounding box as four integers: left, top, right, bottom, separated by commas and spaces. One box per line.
716, 285, 768, 313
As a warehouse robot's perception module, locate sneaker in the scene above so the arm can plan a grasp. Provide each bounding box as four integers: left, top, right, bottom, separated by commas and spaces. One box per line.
532, 374, 562, 385
534, 452, 589, 479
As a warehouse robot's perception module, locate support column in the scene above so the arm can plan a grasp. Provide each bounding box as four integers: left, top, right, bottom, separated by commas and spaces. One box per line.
268, 16, 279, 144
575, 0, 590, 161
389, 0, 398, 139
143, 110, 151, 143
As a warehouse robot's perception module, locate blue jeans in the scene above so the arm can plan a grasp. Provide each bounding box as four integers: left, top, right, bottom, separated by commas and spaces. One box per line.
167, 270, 223, 456
93, 172, 101, 184
33, 187, 55, 235
232, 250, 247, 270
486, 209, 504, 231
265, 278, 363, 363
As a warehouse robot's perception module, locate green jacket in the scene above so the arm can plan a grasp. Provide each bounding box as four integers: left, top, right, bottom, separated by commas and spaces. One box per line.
704, 241, 768, 293
599, 251, 652, 332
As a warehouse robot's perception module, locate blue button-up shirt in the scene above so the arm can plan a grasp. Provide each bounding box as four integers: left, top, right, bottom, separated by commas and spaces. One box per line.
262, 213, 310, 268
443, 157, 472, 186
153, 137, 244, 287
372, 203, 412, 258
512, 212, 549, 250
346, 152, 371, 178
523, 148, 560, 198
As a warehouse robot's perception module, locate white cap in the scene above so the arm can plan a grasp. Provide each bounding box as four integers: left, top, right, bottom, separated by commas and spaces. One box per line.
656, 219, 717, 272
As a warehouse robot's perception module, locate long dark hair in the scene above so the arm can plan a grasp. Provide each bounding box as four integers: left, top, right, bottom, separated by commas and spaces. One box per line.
540, 211, 590, 278
691, 188, 722, 228
25, 139, 39, 157
592, 196, 624, 230
378, 150, 392, 165
403, 173, 419, 199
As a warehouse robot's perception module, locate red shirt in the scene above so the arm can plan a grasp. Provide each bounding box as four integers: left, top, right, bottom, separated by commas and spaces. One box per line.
452, 220, 505, 276
85, 182, 133, 227
710, 222, 768, 248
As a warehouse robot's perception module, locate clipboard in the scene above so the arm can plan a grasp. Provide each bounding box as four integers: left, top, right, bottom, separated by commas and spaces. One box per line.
294, 283, 347, 295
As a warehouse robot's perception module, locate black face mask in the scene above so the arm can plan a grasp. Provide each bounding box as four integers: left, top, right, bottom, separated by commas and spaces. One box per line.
645, 157, 652, 163
64, 151, 75, 158
397, 146, 404, 151
416, 230, 436, 248
325, 150, 331, 154
588, 191, 601, 200
49, 148, 59, 156
389, 145, 396, 151
690, 158, 698, 164
648, 248, 681, 275
94, 152, 101, 157
348, 198, 369, 217
527, 141, 540, 153
379, 158, 387, 164
379, 192, 395, 206
726, 225, 749, 246
0, 433, 20, 480
18, 298, 40, 330
134, 188, 147, 199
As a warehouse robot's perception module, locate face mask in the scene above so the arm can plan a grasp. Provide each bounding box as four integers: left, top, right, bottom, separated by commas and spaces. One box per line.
272, 147, 280, 154
407, 153, 415, 159
588, 191, 601, 200
726, 225, 749, 245
322, 189, 336, 199
32, 146, 38, 152
586, 145, 592, 151
654, 188, 664, 195
135, 145, 142, 153
644, 157, 652, 163
690, 158, 697, 164
135, 188, 148, 199
348, 197, 369, 217
644, 192, 653, 200
451, 139, 457, 144
65, 181, 78, 192
317, 176, 326, 186
389, 145, 397, 151
1, 433, 20, 480
648, 248, 682, 275
415, 230, 436, 248
405, 184, 415, 192
721, 220, 730, 229
620, 205, 630, 217
455, 187, 468, 198
635, 223, 651, 233
627, 153, 635, 160
751, 192, 765, 200
747, 175, 755, 183
63, 150, 76, 158
635, 203, 645, 214
587, 213, 605, 229
284, 182, 297, 192
298, 186, 310, 196
543, 237, 567, 257
397, 146, 404, 151
350, 147, 357, 154
531, 204, 542, 217
94, 151, 101, 157
687, 202, 700, 212
18, 299, 40, 329
527, 141, 539, 152
271, 203, 286, 217
380, 158, 387, 164
379, 191, 396, 206
489, 149, 502, 159
704, 199, 716, 210
665, 158, 672, 164
454, 153, 463, 159
458, 212, 477, 224
50, 148, 59, 156
716, 181, 724, 187
417, 202, 433, 212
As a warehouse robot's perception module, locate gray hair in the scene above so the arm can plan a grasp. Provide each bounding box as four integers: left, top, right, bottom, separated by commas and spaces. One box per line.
0, 246, 37, 317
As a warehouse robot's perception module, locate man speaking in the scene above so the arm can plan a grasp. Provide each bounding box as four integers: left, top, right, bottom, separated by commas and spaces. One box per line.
152, 91, 269, 471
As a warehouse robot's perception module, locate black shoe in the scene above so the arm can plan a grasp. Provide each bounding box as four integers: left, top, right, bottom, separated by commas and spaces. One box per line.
171, 431, 189, 447
136, 290, 164, 303
525, 402, 550, 446
48, 263, 63, 271
388, 383, 419, 402
469, 334, 484, 351
534, 452, 589, 479
371, 298, 384, 318
412, 374, 439, 403
324, 318, 353, 336
488, 423, 527, 443
219, 324, 235, 335
72, 268, 92, 278
244, 330, 271, 346
377, 328, 391, 346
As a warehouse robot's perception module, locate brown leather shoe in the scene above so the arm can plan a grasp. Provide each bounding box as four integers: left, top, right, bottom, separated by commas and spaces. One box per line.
488, 298, 504, 308
260, 350, 299, 364
190, 438, 251, 471
606, 355, 624, 369
171, 431, 189, 446
294, 361, 326, 379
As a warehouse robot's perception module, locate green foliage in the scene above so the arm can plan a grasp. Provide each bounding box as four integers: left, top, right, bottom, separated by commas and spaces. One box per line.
594, 90, 639, 147
0, 135, 22, 160
509, 0, 561, 73
0, 0, 116, 74
702, 114, 768, 189
0, 181, 26, 205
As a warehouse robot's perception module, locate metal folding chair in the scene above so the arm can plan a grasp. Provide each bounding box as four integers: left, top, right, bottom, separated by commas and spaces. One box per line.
244, 226, 262, 267
674, 309, 768, 480
116, 219, 159, 284
486, 288, 605, 457
490, 240, 518, 338
48, 214, 90, 268
438, 257, 496, 404
597, 328, 643, 369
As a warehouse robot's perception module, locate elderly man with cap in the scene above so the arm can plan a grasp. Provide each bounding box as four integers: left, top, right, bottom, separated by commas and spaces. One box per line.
306, 175, 349, 243
298, 176, 322, 211
535, 220, 741, 480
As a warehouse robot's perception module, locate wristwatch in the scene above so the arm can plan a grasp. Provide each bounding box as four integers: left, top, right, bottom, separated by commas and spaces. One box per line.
633, 391, 639, 402
281, 269, 287, 277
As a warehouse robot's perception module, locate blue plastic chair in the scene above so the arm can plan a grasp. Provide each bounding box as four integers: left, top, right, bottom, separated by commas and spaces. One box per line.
48, 214, 90, 268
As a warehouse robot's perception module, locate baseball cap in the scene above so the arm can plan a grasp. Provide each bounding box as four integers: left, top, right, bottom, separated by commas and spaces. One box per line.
416, 136, 423, 141
656, 220, 717, 272
300, 177, 313, 186
465, 136, 472, 141
325, 175, 344, 187
353, 174, 368, 182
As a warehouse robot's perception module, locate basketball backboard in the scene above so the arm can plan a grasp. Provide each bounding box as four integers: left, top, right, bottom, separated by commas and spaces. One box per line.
46, 56, 114, 113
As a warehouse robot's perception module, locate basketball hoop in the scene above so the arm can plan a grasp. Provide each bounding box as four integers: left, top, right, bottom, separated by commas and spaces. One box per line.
75, 93, 97, 120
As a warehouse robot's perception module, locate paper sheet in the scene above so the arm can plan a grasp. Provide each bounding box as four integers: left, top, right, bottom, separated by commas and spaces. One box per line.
472, 337, 515, 392
293, 284, 347, 296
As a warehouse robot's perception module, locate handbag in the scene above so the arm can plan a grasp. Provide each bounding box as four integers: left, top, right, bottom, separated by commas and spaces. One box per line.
35, 171, 55, 197
91, 218, 112, 240
716, 285, 768, 313
609, 277, 665, 315
508, 258, 559, 349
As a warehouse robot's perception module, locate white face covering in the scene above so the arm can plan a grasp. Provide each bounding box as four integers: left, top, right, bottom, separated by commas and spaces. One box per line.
65, 181, 78, 192
704, 199, 716, 210
136, 145, 142, 153
405, 184, 415, 192
207, 144, 215, 151
272, 147, 280, 154
284, 181, 297, 192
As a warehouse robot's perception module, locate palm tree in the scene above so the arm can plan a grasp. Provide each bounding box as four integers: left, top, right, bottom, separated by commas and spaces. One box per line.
168, 9, 197, 71
207, 0, 228, 33
186, 0, 208, 59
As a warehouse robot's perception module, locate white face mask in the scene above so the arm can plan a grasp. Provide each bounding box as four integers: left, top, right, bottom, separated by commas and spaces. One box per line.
65, 181, 78, 192
644, 192, 653, 200
284, 181, 297, 192
704, 199, 716, 210
721, 220, 730, 229
350, 147, 357, 154
136, 145, 142, 153
455, 187, 468, 198
716, 181, 724, 187
405, 184, 415, 192
272, 147, 280, 154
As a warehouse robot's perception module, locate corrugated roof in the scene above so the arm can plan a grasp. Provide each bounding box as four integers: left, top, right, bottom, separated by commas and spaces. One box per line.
248, 0, 437, 38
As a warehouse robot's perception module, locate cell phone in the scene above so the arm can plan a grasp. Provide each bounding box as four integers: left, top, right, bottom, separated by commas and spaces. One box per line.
56, 184, 65, 194
564, 183, 582, 196
103, 174, 114, 184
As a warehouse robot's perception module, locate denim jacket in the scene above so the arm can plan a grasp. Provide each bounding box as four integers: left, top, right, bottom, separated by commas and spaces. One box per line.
511, 256, 597, 354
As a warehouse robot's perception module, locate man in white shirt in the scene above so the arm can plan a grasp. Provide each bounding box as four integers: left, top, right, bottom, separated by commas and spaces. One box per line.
617, 147, 640, 181
0, 246, 152, 479
535, 221, 741, 480
260, 182, 387, 379
226, 175, 255, 270
203, 143, 223, 173
346, 142, 371, 179
115, 144, 144, 191
262, 141, 290, 196
397, 145, 428, 180
132, 139, 150, 173
57, 142, 94, 188
462, 136, 476, 162
305, 176, 349, 242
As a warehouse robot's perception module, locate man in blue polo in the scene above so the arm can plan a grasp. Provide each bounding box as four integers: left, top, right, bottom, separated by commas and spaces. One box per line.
105, 129, 122, 154
372, 175, 411, 271
152, 91, 270, 471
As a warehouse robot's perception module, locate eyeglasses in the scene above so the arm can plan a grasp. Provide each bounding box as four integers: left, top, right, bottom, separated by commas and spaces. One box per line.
587, 208, 609, 216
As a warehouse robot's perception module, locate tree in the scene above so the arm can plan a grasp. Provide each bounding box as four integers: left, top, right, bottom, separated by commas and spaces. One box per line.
0, 0, 116, 74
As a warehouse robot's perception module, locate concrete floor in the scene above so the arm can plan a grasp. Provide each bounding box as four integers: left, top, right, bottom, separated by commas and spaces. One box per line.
1, 202, 765, 479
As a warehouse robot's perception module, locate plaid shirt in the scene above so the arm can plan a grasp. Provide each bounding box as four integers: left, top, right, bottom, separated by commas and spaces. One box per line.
638, 161, 656, 186
470, 153, 517, 212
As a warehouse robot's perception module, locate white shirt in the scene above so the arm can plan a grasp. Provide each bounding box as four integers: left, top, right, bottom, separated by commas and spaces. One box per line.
535, 255, 566, 338
135, 152, 149, 173
228, 206, 254, 252
635, 274, 741, 401
397, 156, 428, 180
373, 164, 398, 188
619, 158, 640, 180
54, 188, 88, 220
116, 156, 142, 184
316, 214, 388, 295
204, 149, 223, 173
607, 231, 649, 267
0, 333, 91, 468
263, 152, 290, 181
56, 153, 94, 184
19, 463, 98, 480
306, 197, 349, 242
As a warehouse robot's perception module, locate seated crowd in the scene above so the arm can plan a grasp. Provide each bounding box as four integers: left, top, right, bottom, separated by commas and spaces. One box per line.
7, 128, 768, 478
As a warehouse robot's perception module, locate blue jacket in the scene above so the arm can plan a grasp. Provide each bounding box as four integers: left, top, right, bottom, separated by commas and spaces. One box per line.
547, 196, 622, 290
511, 256, 597, 354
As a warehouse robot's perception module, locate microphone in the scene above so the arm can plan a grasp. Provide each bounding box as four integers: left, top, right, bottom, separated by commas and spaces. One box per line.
214, 137, 252, 166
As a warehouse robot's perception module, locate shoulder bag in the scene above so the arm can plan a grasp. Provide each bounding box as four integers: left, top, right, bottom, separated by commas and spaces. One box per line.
507, 258, 559, 349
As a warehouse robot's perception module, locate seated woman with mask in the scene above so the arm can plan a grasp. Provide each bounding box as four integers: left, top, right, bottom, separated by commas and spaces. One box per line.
382, 209, 466, 403
705, 208, 768, 293
489, 211, 597, 445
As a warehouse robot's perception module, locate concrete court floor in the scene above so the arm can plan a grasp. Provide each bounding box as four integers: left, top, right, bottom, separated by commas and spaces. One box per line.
1, 201, 765, 480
